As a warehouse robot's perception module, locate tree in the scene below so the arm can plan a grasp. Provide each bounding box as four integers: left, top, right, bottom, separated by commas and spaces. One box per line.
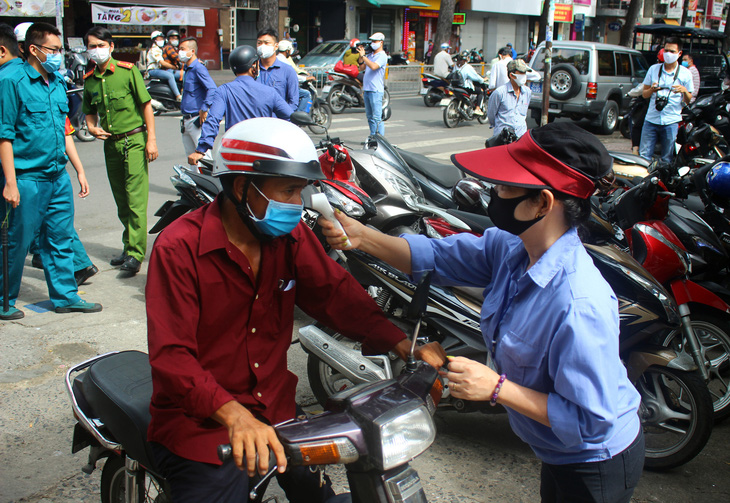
430, 0, 455, 63
619, 0, 643, 47
258, 0, 278, 32
725, 7, 730, 54
538, 0, 549, 43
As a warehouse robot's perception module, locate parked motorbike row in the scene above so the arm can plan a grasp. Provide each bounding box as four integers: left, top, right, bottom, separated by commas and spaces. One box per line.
65, 101, 730, 500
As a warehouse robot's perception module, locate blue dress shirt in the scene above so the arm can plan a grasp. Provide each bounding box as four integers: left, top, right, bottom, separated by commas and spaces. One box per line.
0, 61, 68, 179
181, 59, 217, 116
363, 51, 388, 93
403, 227, 641, 465
196, 75, 291, 152
257, 59, 299, 113
643, 63, 694, 126
488, 81, 531, 138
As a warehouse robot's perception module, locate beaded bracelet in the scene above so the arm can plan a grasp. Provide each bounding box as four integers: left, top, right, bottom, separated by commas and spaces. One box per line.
490, 374, 507, 406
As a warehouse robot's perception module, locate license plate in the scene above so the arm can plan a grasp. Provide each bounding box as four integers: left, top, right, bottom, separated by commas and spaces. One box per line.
439, 98, 451, 107
419, 88, 428, 95
530, 82, 542, 93
322, 85, 331, 95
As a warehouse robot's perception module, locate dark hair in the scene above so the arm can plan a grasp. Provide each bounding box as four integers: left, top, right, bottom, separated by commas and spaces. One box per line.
180, 37, 198, 52
25, 22, 60, 49
665, 36, 683, 51
84, 26, 113, 46
683, 53, 694, 63
256, 28, 278, 42
526, 189, 592, 228
0, 23, 19, 57
498, 47, 511, 57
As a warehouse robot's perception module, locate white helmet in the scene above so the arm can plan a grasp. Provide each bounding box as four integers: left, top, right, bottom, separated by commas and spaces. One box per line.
150, 30, 164, 40
278, 39, 293, 53
14, 22, 33, 42
213, 118, 324, 181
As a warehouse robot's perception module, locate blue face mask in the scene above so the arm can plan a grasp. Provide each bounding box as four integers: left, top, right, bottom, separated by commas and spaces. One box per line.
247, 182, 303, 237
35, 47, 63, 73
681, 61, 689, 67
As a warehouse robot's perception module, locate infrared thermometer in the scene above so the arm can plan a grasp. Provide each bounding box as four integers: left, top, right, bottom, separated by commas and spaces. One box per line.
310, 193, 352, 248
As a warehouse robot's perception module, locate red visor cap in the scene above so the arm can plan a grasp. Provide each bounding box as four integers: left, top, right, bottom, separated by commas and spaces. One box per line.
450, 132, 597, 199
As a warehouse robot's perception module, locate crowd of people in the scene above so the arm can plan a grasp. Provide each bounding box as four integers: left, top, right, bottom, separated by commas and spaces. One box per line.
1, 23, 660, 503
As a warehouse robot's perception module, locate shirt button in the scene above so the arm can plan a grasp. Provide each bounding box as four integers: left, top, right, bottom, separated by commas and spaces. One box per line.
257, 392, 262, 398
102, 79, 105, 82
255, 294, 259, 300
254, 362, 259, 368
251, 328, 256, 333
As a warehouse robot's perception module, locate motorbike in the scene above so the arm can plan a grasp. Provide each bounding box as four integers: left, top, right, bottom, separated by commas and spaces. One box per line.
420, 72, 448, 107
441, 78, 489, 129
65, 275, 443, 502
323, 71, 390, 114
300, 77, 332, 134
66, 80, 95, 142
147, 73, 182, 115
65, 46, 89, 87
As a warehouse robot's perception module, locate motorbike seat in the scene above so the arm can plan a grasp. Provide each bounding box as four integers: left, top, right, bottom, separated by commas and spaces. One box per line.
446, 208, 493, 235
422, 73, 440, 81
609, 151, 651, 169
189, 169, 223, 195
395, 147, 464, 189
82, 351, 159, 473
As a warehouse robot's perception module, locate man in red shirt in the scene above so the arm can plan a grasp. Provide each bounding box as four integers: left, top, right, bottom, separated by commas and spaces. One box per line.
146, 117, 445, 502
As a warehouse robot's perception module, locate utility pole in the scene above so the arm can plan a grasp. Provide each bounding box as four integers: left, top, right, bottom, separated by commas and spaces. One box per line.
541, 0, 554, 126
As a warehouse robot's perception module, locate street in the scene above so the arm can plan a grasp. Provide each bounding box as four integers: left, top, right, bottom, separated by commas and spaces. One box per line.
1, 94, 729, 503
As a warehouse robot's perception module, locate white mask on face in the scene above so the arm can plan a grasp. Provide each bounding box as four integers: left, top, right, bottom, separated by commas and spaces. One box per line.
179, 50, 191, 63
257, 44, 275, 59
513, 74, 527, 86
88, 47, 111, 65
155, 40, 164, 48
171, 39, 179, 47
663, 51, 680, 64
371, 41, 381, 51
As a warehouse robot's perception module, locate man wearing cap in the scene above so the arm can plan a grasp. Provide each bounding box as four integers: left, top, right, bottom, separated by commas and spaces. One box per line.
454, 54, 485, 116
488, 59, 532, 138
357, 32, 388, 136
489, 47, 513, 90
277, 39, 314, 113
321, 122, 644, 502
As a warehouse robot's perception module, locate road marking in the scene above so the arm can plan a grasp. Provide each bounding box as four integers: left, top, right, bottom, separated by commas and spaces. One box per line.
330, 121, 406, 133
330, 117, 363, 123
395, 135, 484, 150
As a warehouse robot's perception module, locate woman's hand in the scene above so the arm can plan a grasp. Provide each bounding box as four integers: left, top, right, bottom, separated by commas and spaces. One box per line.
319, 209, 366, 250
440, 356, 499, 401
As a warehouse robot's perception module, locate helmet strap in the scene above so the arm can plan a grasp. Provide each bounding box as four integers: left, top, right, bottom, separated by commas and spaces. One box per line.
224, 176, 271, 242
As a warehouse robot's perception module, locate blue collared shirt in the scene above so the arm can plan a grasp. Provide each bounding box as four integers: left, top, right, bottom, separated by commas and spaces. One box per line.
643, 63, 694, 126
488, 81, 531, 138
403, 228, 641, 465
257, 60, 299, 113
458, 63, 484, 90
196, 75, 291, 152
0, 57, 23, 74
363, 51, 388, 93
0, 61, 68, 179
181, 59, 217, 115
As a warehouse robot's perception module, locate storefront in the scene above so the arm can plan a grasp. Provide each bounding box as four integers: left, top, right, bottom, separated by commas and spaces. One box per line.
400, 0, 444, 62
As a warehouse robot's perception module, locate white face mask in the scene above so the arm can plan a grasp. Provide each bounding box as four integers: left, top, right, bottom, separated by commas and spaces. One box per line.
371, 41, 381, 51
257, 44, 276, 59
155, 40, 164, 48
88, 47, 111, 65
179, 50, 191, 63
171, 39, 179, 47
513, 74, 527, 86
663, 51, 680, 64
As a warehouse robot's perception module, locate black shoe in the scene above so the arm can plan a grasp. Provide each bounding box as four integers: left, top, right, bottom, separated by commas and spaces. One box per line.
75, 265, 99, 286
55, 299, 103, 313
31, 254, 44, 270
110, 253, 127, 266
120, 256, 142, 274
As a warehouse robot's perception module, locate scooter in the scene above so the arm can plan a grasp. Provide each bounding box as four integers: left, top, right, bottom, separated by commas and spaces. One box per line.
441, 77, 488, 129
300, 77, 332, 134
420, 72, 448, 107
65, 46, 89, 87
323, 71, 390, 114
147, 74, 182, 115
65, 274, 443, 502
66, 82, 95, 142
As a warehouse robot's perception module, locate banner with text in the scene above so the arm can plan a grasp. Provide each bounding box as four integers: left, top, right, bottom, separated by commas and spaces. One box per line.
0, 0, 56, 16
91, 4, 205, 27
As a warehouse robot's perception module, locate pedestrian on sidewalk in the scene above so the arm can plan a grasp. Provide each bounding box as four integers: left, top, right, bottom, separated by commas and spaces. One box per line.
488, 59, 532, 138
178, 37, 217, 158
83, 26, 158, 275
1, 22, 102, 320
357, 32, 388, 136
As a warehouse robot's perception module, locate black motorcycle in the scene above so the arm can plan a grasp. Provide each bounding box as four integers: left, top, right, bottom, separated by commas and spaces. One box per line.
442, 73, 488, 128
65, 46, 89, 87
65, 77, 95, 143
420, 72, 448, 107
300, 78, 332, 134
324, 71, 390, 114
147, 73, 182, 115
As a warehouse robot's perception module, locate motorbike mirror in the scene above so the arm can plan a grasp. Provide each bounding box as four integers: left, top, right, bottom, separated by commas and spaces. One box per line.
290, 111, 316, 127
677, 166, 691, 177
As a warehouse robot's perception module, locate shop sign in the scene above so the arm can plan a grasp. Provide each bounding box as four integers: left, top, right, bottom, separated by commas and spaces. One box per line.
688, 0, 698, 10
0, 0, 56, 16
608, 21, 622, 31
708, 0, 724, 19
90, 4, 205, 26
453, 13, 466, 24
554, 3, 574, 23
668, 0, 684, 19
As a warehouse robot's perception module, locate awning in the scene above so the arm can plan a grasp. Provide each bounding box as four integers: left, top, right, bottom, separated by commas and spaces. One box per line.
662, 19, 680, 25
367, 0, 430, 7
91, 4, 206, 26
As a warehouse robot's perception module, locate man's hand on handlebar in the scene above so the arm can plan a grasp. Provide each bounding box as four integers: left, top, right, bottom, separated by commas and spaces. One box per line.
188, 151, 204, 166
212, 401, 287, 477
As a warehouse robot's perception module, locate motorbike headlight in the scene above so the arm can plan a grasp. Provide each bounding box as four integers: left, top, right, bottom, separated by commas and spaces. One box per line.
374, 166, 424, 210
320, 183, 365, 218
377, 405, 436, 470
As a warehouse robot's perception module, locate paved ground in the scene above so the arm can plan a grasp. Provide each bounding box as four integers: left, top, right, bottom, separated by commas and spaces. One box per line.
1, 94, 729, 502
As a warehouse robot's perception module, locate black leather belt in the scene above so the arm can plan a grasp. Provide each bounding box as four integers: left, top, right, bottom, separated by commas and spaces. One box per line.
108, 125, 146, 141
182, 113, 197, 120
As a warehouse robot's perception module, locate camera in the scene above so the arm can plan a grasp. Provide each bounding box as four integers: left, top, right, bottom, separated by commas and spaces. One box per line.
655, 95, 669, 111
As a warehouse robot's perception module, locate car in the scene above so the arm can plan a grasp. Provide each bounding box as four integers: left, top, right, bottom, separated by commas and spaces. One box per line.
527, 41, 650, 135
632, 24, 729, 97
297, 39, 351, 69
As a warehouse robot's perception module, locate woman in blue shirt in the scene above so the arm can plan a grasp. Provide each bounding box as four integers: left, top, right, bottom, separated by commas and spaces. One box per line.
322, 122, 644, 502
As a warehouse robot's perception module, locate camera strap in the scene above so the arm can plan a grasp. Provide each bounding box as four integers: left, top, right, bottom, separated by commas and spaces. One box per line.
656, 63, 680, 97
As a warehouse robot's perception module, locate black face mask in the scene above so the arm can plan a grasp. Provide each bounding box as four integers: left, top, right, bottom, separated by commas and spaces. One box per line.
487, 188, 544, 236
